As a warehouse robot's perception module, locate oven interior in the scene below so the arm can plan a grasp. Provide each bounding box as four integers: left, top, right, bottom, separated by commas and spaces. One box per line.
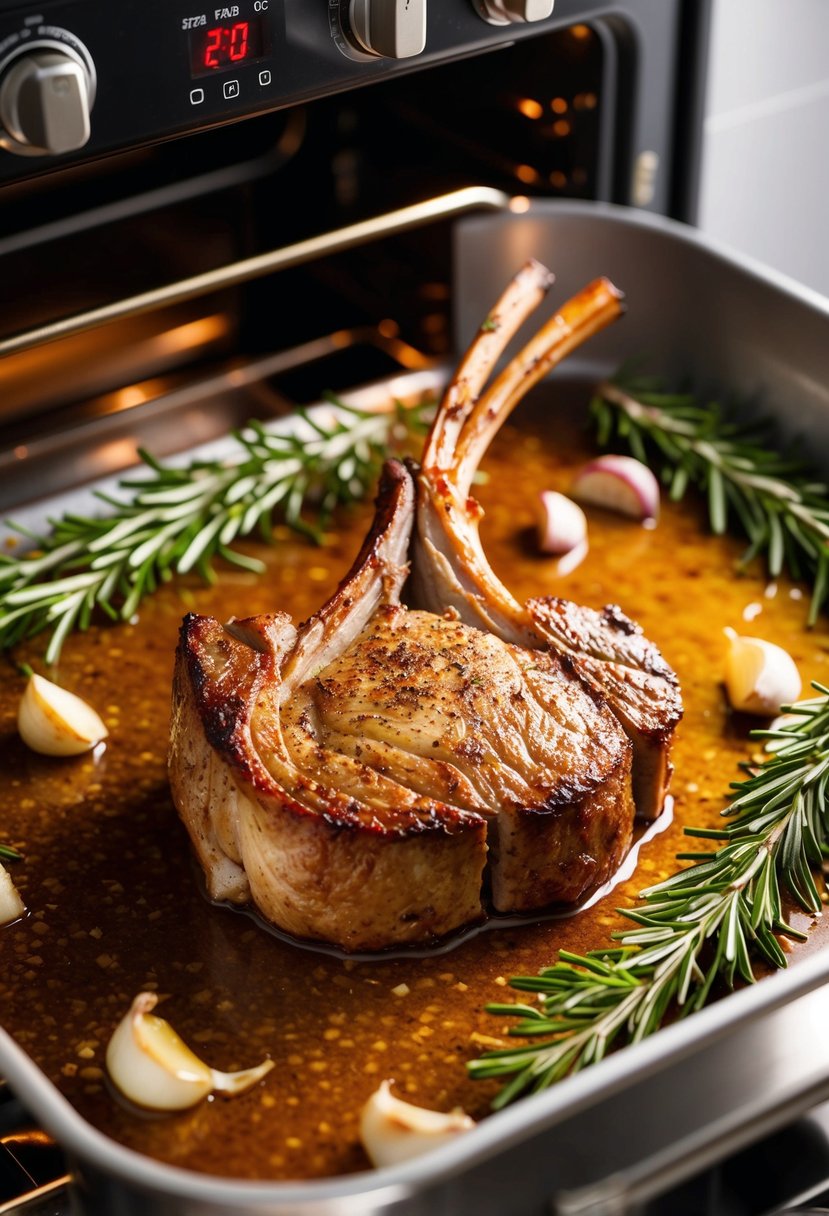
0, 11, 695, 511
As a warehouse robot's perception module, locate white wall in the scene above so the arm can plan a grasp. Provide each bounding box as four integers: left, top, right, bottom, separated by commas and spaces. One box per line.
698, 0, 829, 297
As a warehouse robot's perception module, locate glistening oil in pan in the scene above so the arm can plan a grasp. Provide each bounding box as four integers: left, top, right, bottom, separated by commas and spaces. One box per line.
210, 800, 675, 963
4, 387, 828, 1183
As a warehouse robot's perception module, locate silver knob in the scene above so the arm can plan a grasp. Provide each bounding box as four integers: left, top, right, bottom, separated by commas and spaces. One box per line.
478, 0, 554, 24
0, 47, 93, 157
349, 0, 427, 58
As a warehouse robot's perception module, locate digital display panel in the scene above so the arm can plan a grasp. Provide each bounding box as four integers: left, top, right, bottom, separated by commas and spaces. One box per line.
189, 16, 269, 77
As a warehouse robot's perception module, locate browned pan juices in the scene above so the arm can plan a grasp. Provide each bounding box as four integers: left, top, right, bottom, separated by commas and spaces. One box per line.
1, 385, 828, 1180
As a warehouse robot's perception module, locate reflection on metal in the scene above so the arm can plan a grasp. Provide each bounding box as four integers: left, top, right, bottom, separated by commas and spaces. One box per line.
0, 312, 232, 425
0, 327, 441, 510
0, 187, 511, 360
0, 108, 307, 260
0, 1175, 70, 1215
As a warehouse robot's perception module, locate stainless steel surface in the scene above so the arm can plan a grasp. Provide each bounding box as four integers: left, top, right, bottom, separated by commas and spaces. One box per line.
454, 202, 829, 449
0, 32, 96, 158
2, 205, 829, 1213
0, 186, 510, 360
0, 1179, 69, 1215
348, 0, 427, 58
0, 349, 447, 518
0, 48, 91, 156
478, 0, 555, 25
0, 329, 376, 507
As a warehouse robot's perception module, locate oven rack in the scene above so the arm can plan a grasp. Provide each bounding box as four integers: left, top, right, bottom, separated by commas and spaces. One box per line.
0, 186, 511, 360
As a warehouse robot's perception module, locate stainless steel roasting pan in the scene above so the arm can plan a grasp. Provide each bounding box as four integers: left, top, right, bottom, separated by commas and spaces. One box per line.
3, 202, 829, 1216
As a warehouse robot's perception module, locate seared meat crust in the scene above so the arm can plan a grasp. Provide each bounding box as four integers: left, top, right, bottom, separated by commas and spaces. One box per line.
171, 610, 488, 952
307, 606, 633, 911
526, 598, 682, 817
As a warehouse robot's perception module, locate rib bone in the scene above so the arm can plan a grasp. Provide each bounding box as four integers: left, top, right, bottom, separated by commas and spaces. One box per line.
412, 265, 681, 819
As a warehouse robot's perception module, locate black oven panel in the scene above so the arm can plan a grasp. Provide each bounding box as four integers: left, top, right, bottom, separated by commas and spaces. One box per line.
0, 0, 615, 184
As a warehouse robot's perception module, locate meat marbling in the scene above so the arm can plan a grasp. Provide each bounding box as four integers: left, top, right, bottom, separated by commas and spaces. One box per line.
169, 262, 681, 951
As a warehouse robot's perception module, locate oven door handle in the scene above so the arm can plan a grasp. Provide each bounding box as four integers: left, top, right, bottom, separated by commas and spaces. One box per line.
0, 186, 511, 360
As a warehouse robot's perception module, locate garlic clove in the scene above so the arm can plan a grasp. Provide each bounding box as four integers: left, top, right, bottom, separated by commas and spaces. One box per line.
360, 1080, 474, 1168
535, 491, 588, 555
724, 629, 802, 716
572, 454, 660, 523
106, 992, 273, 1112
0, 863, 25, 927
18, 673, 108, 757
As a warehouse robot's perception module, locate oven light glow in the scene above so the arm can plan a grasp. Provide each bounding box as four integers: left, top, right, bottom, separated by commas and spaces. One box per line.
515, 164, 540, 184
516, 98, 543, 120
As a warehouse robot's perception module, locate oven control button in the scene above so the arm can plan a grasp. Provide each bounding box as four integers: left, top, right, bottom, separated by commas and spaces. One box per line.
477, 0, 554, 23
348, 0, 427, 59
0, 46, 93, 157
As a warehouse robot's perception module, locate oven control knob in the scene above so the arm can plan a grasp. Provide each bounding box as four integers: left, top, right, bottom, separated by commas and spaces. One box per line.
477, 0, 555, 23
348, 0, 427, 58
0, 46, 94, 157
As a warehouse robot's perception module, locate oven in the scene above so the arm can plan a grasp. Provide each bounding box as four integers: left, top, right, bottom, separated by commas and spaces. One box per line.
3, 1, 829, 1213
0, 0, 709, 510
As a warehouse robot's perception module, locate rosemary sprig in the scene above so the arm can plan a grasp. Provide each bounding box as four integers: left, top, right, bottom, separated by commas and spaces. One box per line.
0, 398, 431, 664
591, 374, 829, 624
470, 685, 829, 1109
0, 845, 22, 862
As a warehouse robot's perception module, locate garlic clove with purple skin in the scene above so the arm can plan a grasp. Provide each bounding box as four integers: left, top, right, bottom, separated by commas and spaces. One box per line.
572, 454, 660, 524
535, 490, 588, 555
360, 1080, 475, 1168
106, 992, 273, 1111
723, 629, 802, 716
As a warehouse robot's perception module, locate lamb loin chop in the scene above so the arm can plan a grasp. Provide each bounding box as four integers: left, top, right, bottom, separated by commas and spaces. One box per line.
169, 262, 679, 951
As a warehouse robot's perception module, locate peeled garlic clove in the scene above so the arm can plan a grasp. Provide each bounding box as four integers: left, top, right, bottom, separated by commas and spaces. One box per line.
572, 454, 660, 523
106, 992, 273, 1111
360, 1080, 474, 1168
18, 673, 108, 757
724, 629, 802, 716
535, 490, 588, 555
0, 864, 25, 927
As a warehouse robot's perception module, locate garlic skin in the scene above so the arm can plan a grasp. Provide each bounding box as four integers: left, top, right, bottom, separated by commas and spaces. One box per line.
0, 863, 25, 927
724, 630, 802, 716
572, 454, 660, 523
18, 673, 108, 757
106, 992, 273, 1112
535, 491, 588, 556
360, 1080, 474, 1168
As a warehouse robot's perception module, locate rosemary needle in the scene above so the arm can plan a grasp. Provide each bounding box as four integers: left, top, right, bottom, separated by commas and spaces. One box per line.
469, 685, 829, 1109
591, 374, 829, 624
0, 398, 432, 664
0, 845, 22, 862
